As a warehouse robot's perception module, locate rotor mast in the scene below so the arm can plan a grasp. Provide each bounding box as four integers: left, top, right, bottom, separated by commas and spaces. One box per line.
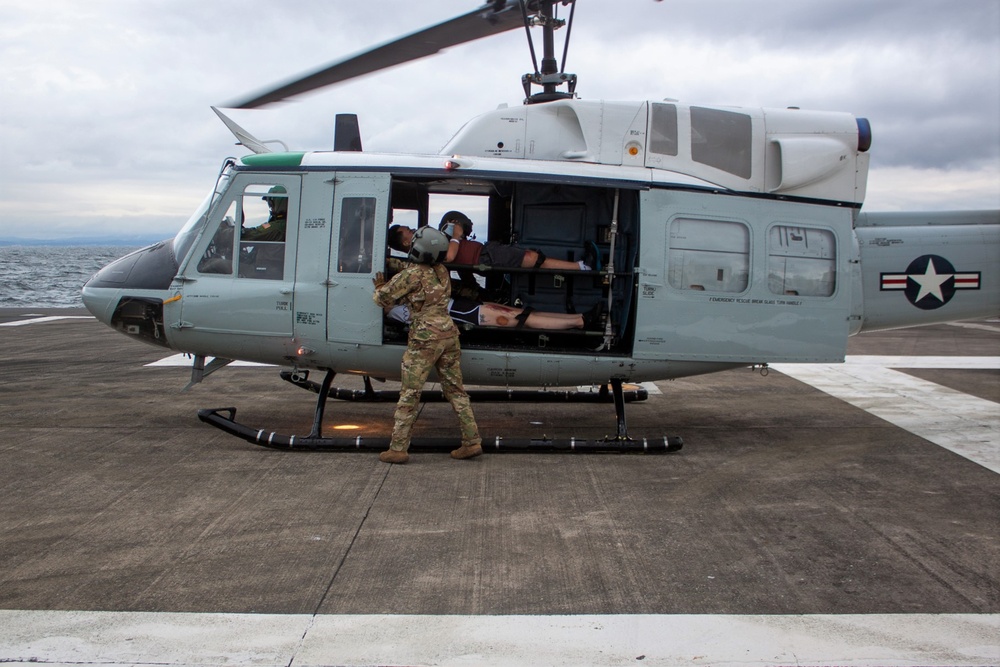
520, 0, 577, 104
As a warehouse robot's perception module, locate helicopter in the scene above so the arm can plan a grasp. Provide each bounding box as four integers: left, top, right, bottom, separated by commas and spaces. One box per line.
81, 0, 999, 453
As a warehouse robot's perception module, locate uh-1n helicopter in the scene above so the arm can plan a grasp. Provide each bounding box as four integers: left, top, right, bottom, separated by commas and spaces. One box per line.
82, 0, 998, 453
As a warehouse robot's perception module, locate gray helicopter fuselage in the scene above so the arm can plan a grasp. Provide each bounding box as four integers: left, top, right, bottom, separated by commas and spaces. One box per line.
82, 99, 999, 387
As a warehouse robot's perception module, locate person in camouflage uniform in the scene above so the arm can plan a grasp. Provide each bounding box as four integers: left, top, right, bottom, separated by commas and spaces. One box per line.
373, 228, 482, 464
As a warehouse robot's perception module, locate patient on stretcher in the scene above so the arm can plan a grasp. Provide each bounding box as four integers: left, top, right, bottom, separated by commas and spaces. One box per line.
386, 296, 604, 331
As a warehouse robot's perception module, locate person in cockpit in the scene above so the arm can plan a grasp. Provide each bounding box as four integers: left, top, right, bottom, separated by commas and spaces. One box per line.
242, 185, 288, 242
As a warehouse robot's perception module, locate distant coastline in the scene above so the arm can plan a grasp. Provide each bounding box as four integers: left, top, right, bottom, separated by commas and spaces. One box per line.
0, 236, 167, 247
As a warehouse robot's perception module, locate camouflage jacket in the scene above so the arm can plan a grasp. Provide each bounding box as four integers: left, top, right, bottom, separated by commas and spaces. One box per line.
374, 262, 457, 341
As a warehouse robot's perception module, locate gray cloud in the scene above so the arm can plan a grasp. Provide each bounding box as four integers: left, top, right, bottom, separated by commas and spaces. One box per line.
1, 0, 997, 240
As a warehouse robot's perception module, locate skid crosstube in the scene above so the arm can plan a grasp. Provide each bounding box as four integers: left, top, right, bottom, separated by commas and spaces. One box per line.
278, 370, 650, 404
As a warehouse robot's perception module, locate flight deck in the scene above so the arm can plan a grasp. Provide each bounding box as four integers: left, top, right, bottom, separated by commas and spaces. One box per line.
0, 308, 997, 666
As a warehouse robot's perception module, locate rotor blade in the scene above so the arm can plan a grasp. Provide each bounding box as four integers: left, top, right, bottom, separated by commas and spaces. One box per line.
230, 1, 527, 109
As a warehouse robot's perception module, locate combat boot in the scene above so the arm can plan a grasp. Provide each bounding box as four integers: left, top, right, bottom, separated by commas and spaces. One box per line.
450, 443, 483, 460
379, 449, 409, 464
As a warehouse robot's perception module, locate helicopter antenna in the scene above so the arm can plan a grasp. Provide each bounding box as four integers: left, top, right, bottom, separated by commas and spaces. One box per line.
211, 106, 286, 154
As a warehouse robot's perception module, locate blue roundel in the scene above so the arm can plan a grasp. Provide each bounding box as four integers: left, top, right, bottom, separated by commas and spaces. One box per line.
904, 255, 956, 310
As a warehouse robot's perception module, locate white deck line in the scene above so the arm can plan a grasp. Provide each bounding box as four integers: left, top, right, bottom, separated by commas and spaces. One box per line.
145, 353, 274, 367
1, 611, 997, 666
841, 355, 1000, 369
0, 315, 94, 327
772, 356, 1000, 474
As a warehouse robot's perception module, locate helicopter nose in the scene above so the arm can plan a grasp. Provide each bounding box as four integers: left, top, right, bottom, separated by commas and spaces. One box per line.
81, 281, 116, 326
82, 240, 179, 331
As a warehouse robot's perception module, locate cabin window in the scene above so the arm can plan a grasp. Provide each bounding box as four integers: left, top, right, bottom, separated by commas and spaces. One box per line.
691, 107, 752, 179
668, 218, 749, 293
337, 196, 376, 273
236, 184, 287, 280
767, 225, 836, 297
649, 103, 678, 156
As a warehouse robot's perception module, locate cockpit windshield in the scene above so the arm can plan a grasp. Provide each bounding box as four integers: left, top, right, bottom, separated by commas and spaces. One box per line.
172, 159, 236, 263
172, 190, 214, 263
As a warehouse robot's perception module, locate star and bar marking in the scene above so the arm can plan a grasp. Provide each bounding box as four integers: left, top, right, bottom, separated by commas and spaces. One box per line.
880, 254, 981, 310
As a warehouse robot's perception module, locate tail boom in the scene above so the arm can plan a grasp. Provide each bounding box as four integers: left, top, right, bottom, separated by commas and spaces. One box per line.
855, 210, 999, 332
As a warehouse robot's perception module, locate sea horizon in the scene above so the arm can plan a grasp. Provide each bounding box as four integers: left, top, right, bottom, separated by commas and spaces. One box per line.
0, 245, 145, 309
0, 236, 167, 248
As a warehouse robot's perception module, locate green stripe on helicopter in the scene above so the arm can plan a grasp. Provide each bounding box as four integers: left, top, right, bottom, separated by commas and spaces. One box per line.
241, 152, 306, 168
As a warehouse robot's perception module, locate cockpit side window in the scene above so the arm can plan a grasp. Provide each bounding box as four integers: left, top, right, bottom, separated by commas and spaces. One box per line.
237, 184, 287, 280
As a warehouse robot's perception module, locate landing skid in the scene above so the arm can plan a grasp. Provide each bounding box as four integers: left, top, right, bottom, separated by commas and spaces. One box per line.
197, 370, 683, 454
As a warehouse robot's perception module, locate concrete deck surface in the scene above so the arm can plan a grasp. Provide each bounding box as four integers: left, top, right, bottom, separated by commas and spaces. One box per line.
1, 308, 997, 666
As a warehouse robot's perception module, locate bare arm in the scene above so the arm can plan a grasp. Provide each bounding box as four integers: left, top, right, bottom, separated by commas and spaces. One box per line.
444, 223, 465, 263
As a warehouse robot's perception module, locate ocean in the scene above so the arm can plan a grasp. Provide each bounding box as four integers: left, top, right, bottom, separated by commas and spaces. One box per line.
0, 246, 142, 309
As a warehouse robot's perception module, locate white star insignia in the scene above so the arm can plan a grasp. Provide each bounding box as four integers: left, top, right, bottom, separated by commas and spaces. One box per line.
911, 257, 952, 303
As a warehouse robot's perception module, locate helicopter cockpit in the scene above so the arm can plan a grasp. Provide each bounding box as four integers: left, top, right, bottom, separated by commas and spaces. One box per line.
196, 184, 289, 280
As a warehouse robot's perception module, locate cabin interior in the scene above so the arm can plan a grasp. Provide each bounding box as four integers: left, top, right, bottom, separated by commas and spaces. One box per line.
384, 176, 640, 356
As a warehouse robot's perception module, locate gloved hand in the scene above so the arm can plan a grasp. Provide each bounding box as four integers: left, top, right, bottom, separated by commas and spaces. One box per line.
372, 272, 386, 289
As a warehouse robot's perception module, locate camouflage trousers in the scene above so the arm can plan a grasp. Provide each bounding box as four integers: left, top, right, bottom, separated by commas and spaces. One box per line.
389, 335, 481, 452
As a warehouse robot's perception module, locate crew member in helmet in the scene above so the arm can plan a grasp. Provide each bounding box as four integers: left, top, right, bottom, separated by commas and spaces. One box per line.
372, 226, 482, 464
242, 185, 288, 242
387, 211, 598, 274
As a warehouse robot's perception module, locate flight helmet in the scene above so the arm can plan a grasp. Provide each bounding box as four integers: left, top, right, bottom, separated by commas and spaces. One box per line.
262, 185, 287, 200
439, 210, 473, 236
408, 227, 449, 265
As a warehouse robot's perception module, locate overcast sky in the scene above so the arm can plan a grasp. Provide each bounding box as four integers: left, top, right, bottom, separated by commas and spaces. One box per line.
1, 0, 998, 241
